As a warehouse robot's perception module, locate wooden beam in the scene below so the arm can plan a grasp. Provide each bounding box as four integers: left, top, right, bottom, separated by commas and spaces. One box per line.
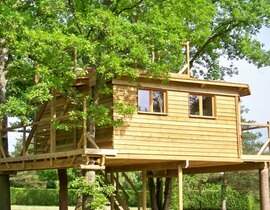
84, 149, 117, 156
143, 162, 270, 178
79, 164, 105, 170
257, 139, 270, 155
235, 96, 242, 157
178, 165, 183, 210
50, 90, 56, 153
86, 132, 99, 149
184, 162, 268, 174
0, 149, 84, 163
106, 161, 186, 172
21, 102, 48, 156
83, 99, 87, 151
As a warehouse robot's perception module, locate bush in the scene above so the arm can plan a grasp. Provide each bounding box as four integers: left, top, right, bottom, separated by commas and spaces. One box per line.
11, 187, 77, 206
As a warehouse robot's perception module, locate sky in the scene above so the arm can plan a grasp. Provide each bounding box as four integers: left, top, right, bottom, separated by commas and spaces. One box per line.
225, 28, 270, 124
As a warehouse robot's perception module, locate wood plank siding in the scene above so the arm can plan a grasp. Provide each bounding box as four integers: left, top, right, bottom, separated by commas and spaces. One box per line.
112, 76, 247, 162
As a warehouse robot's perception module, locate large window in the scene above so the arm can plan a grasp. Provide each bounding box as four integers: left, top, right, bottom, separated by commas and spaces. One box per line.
138, 89, 166, 114
189, 94, 215, 117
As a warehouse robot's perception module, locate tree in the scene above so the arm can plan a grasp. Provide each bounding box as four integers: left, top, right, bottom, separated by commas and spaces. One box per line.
1, 0, 270, 209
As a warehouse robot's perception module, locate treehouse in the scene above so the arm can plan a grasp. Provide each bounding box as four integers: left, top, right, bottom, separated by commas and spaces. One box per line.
1, 69, 270, 210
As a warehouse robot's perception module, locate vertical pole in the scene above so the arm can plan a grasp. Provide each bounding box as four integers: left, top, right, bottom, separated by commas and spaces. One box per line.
83, 99, 87, 152
259, 162, 270, 210
58, 169, 68, 210
186, 42, 190, 76
0, 174, 11, 210
235, 96, 242, 157
142, 170, 147, 210
22, 126, 26, 156
50, 89, 56, 153
178, 165, 183, 210
110, 172, 115, 210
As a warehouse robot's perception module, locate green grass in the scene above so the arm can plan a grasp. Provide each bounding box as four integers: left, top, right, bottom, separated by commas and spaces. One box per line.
11, 206, 75, 210
11, 206, 143, 210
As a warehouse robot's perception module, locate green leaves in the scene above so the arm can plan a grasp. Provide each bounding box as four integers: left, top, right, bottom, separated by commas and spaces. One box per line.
70, 175, 115, 210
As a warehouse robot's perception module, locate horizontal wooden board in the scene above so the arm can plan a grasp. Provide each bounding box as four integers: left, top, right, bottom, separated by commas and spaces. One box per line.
113, 84, 240, 161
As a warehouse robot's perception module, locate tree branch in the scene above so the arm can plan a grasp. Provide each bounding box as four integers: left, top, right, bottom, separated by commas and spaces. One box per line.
190, 21, 239, 68
67, 0, 83, 34
116, 0, 143, 15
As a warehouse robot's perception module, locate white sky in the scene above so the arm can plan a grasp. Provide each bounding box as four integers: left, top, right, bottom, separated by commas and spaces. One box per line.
225, 27, 270, 123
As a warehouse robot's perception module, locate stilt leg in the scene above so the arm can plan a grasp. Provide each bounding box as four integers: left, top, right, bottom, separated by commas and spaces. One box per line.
178, 165, 183, 210
259, 162, 270, 210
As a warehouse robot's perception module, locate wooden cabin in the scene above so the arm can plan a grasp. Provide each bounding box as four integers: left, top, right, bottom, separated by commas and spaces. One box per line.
2, 70, 270, 172
1, 70, 270, 210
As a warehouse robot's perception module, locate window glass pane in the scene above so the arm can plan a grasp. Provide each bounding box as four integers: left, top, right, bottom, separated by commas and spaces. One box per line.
189, 95, 199, 115
138, 90, 150, 112
153, 90, 164, 113
203, 96, 213, 116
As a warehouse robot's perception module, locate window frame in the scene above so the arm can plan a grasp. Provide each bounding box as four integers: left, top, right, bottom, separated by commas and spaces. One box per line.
189, 93, 216, 119
137, 89, 168, 115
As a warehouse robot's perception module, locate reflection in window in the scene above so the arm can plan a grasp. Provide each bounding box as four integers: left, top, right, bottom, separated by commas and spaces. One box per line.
153, 91, 164, 113
189, 94, 215, 117
203, 96, 213, 116
138, 89, 166, 113
138, 90, 150, 112
189, 95, 199, 115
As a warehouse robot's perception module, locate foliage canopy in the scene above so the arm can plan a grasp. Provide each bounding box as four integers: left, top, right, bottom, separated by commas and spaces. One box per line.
0, 0, 270, 122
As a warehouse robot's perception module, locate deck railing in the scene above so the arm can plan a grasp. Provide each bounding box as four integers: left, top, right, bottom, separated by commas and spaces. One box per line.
241, 121, 270, 158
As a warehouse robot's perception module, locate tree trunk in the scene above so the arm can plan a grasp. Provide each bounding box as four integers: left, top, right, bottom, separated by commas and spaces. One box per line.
58, 169, 68, 210
148, 175, 158, 210
221, 172, 228, 210
259, 165, 270, 210
148, 172, 172, 210
156, 178, 163, 208
162, 178, 172, 210
0, 38, 10, 210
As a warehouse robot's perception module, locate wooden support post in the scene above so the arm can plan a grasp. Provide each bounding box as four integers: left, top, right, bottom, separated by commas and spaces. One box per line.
259, 162, 270, 210
22, 126, 26, 156
186, 41, 190, 76
110, 172, 115, 210
83, 99, 87, 151
50, 90, 56, 154
235, 96, 242, 157
142, 170, 147, 210
178, 165, 183, 210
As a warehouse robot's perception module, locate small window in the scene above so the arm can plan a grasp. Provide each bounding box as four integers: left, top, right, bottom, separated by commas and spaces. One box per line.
138, 89, 166, 114
189, 94, 215, 117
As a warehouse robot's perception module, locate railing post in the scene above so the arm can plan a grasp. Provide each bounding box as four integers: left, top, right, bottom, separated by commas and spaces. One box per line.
22, 126, 26, 156
186, 41, 190, 76
50, 89, 56, 159
83, 99, 87, 152
235, 96, 242, 157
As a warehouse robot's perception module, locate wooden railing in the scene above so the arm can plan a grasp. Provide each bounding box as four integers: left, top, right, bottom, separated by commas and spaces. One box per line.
241, 121, 270, 157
